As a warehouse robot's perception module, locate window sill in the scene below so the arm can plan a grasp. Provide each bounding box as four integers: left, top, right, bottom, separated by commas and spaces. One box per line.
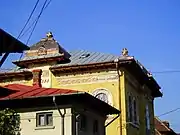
35, 126, 55, 130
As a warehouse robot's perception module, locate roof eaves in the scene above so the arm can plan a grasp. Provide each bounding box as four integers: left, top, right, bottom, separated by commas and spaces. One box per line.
0, 91, 84, 101
0, 70, 32, 78
155, 129, 162, 135
0, 28, 30, 53
155, 116, 171, 131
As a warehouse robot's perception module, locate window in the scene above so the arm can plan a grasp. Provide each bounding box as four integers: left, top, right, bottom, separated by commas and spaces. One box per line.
92, 89, 113, 106
79, 114, 87, 130
93, 120, 99, 134
79, 53, 90, 59
128, 95, 139, 126
128, 95, 133, 122
36, 112, 53, 127
145, 104, 151, 135
133, 100, 137, 123
95, 93, 108, 103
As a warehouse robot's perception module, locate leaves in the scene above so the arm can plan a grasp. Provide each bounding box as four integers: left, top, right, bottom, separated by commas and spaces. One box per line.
0, 108, 20, 135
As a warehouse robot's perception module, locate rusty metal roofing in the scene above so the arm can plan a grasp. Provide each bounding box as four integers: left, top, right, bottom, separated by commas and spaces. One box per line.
0, 84, 120, 115
0, 84, 78, 100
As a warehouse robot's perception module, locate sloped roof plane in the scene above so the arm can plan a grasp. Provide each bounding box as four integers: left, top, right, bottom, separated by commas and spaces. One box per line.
0, 84, 120, 115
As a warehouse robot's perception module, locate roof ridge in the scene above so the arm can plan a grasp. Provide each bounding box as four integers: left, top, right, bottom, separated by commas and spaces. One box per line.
69, 49, 119, 57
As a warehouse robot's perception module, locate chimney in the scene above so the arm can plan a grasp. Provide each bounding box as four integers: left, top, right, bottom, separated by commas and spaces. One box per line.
32, 69, 42, 87
162, 121, 170, 128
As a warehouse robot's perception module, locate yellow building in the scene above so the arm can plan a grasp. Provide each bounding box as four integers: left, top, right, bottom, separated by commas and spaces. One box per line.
0, 32, 162, 135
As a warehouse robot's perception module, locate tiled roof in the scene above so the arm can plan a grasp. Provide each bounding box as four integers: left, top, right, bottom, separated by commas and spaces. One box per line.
0, 84, 78, 100
154, 117, 170, 132
154, 117, 177, 134
155, 129, 162, 135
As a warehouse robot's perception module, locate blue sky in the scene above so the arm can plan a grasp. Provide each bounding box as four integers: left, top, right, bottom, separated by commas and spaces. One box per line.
1, 0, 180, 132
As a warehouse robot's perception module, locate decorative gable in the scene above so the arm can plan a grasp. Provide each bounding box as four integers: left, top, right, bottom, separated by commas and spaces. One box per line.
25, 32, 70, 58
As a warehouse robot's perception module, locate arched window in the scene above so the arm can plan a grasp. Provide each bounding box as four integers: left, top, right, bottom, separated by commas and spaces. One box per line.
92, 89, 113, 106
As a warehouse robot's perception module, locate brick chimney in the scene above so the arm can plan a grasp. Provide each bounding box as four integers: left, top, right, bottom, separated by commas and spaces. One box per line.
163, 121, 170, 128
32, 69, 42, 87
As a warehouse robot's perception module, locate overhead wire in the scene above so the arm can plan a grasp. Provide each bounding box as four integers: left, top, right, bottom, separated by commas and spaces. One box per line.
152, 70, 180, 74
25, 0, 50, 45
0, 0, 40, 67
19, 0, 53, 39
157, 107, 180, 117
17, 0, 53, 62
17, 0, 40, 39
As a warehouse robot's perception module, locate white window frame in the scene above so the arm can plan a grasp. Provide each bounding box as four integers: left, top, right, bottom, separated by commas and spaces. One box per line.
36, 112, 53, 127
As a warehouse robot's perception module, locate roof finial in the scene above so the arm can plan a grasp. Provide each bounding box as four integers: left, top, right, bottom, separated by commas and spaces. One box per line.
46, 31, 53, 38
121, 48, 129, 56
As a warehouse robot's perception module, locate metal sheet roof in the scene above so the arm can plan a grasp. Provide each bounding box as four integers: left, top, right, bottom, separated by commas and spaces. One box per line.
0, 84, 78, 100
52, 50, 120, 67
0, 84, 120, 115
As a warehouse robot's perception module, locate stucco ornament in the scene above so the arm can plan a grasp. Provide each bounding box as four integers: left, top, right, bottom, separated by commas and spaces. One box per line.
121, 48, 129, 56
46, 31, 53, 38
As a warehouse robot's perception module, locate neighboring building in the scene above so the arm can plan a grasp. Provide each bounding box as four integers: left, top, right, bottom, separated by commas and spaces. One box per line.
0, 28, 30, 67
154, 117, 177, 135
0, 84, 120, 135
0, 32, 163, 135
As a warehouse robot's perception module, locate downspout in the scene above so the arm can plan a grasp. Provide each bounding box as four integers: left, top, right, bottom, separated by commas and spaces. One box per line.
114, 58, 122, 135
53, 96, 66, 135
75, 114, 80, 135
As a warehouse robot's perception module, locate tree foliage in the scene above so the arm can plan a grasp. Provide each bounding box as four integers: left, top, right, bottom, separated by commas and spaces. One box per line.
0, 108, 20, 135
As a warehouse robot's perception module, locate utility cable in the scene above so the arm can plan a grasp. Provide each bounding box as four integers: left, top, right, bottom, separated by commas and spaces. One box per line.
152, 70, 180, 74
157, 107, 180, 117
19, 0, 52, 39
17, 0, 40, 39
25, 0, 50, 45
17, 0, 53, 62
0, 0, 40, 67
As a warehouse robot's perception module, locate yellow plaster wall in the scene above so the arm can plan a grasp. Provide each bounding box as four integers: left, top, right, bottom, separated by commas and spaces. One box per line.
0, 67, 156, 135
124, 71, 155, 135
51, 70, 121, 135
0, 77, 32, 86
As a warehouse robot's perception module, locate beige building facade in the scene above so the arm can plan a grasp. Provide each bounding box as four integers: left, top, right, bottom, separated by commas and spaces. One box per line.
0, 84, 120, 135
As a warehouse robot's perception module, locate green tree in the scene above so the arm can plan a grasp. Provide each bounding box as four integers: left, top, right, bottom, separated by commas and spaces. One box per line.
0, 108, 20, 135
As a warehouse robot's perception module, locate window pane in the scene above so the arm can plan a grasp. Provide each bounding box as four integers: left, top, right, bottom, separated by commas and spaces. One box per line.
93, 120, 98, 133
46, 114, 53, 126
133, 100, 137, 123
96, 93, 108, 103
39, 115, 45, 126
79, 114, 86, 130
146, 105, 150, 131
128, 96, 133, 122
